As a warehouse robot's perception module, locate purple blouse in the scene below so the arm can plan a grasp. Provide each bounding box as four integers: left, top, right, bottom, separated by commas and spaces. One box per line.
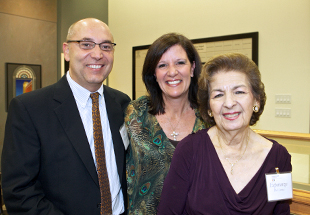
157, 129, 291, 215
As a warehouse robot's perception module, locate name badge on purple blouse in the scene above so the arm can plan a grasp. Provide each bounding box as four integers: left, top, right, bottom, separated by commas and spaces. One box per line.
265, 167, 293, 202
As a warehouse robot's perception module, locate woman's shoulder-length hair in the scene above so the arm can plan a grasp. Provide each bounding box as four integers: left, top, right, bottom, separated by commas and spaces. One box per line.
142, 32, 202, 115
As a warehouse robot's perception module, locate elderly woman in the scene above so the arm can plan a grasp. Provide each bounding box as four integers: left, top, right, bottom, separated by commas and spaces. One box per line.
125, 33, 208, 214
158, 53, 291, 214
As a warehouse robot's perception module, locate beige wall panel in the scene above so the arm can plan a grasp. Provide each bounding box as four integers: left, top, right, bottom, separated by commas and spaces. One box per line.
0, 0, 57, 22
0, 13, 57, 160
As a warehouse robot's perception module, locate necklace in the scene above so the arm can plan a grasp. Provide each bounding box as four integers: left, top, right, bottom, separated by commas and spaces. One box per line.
217, 130, 249, 175
165, 113, 182, 141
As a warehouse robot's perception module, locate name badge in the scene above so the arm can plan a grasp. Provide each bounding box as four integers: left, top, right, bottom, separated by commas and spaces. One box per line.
119, 123, 129, 150
265, 168, 293, 202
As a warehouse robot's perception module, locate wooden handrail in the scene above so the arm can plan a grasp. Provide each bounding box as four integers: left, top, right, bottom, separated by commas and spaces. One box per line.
254, 129, 310, 141
291, 189, 310, 214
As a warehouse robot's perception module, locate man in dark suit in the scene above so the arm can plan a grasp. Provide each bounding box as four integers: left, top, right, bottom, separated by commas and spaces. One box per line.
1, 18, 130, 215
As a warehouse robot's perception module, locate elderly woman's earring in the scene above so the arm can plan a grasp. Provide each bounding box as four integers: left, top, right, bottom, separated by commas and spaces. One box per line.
208, 110, 213, 117
253, 105, 259, 113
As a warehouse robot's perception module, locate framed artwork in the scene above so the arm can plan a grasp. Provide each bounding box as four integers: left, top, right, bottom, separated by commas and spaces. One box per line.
6, 63, 41, 111
132, 32, 258, 99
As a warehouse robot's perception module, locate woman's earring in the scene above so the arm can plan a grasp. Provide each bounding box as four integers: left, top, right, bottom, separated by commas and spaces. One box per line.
208, 110, 213, 117
253, 105, 259, 113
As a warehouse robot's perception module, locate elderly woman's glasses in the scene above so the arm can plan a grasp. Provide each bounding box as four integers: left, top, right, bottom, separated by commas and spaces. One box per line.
67, 40, 116, 51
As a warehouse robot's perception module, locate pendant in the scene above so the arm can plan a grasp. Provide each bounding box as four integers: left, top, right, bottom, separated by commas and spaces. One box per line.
171, 131, 179, 141
230, 164, 234, 175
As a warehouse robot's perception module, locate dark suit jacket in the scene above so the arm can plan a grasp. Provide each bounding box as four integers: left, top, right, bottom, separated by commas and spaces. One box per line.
1, 75, 131, 215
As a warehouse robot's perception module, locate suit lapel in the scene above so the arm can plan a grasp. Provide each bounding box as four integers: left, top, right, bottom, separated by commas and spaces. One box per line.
103, 86, 125, 181
53, 76, 99, 187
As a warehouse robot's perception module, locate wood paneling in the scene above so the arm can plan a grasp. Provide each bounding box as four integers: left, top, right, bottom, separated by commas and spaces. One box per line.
0, 0, 57, 22
291, 189, 310, 215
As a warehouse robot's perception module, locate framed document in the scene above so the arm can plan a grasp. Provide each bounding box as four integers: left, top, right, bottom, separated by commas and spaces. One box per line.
132, 32, 258, 99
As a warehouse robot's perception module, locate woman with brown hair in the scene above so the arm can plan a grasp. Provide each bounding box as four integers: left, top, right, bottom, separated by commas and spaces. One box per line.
125, 33, 208, 214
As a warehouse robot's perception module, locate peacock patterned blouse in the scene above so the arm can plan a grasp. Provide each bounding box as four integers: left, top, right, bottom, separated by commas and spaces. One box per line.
125, 96, 207, 214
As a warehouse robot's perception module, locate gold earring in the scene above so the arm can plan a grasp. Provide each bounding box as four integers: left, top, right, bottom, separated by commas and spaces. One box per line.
208, 110, 213, 117
253, 105, 259, 113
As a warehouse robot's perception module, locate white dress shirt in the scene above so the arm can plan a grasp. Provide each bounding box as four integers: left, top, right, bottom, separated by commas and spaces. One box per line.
67, 72, 124, 214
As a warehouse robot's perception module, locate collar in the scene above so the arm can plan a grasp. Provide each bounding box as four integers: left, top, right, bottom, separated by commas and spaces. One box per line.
66, 72, 104, 108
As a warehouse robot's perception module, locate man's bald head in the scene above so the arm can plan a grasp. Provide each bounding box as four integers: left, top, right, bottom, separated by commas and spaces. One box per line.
66, 18, 113, 41
63, 18, 115, 92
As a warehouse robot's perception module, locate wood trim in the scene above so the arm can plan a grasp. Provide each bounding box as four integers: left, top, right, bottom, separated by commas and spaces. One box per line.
291, 189, 310, 214
254, 129, 310, 141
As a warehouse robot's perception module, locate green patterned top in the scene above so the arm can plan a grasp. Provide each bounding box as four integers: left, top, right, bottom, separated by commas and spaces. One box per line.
125, 96, 207, 214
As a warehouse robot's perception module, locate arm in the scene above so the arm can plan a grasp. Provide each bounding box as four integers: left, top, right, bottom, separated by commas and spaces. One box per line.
1, 97, 63, 215
157, 137, 194, 215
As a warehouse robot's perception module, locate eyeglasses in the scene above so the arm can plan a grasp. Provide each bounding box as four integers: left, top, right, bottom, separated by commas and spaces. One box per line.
67, 40, 116, 51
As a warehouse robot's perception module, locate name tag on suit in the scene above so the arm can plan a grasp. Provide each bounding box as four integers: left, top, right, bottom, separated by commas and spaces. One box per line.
119, 123, 129, 150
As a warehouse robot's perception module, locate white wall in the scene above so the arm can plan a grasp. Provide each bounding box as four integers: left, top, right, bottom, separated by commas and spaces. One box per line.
108, 0, 310, 133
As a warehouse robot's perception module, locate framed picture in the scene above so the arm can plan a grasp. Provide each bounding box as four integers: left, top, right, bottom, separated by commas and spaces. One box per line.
6, 63, 41, 111
132, 32, 258, 99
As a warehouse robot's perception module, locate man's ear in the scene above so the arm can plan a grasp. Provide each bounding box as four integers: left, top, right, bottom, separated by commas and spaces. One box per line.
63, 43, 70, 61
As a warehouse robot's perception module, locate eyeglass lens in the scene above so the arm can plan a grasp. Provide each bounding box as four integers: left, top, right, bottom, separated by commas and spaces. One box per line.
79, 41, 114, 51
